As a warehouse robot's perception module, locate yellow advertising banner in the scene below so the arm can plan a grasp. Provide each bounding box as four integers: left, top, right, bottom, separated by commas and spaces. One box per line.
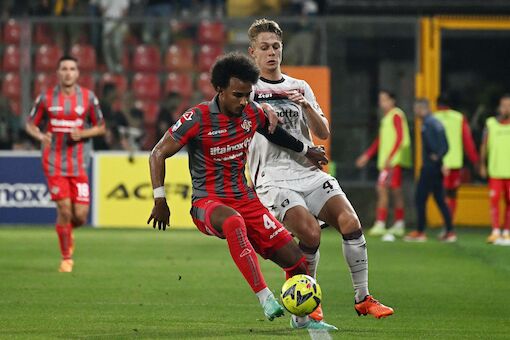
92, 151, 194, 228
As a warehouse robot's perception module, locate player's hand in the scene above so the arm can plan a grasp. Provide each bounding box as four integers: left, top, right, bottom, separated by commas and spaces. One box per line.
305, 146, 328, 170
261, 102, 282, 134
442, 166, 450, 177
147, 198, 171, 230
287, 90, 310, 109
355, 154, 369, 168
40, 132, 52, 147
70, 129, 82, 141
479, 164, 488, 179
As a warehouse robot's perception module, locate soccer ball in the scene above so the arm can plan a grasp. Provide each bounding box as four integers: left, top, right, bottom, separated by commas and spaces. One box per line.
280, 274, 322, 316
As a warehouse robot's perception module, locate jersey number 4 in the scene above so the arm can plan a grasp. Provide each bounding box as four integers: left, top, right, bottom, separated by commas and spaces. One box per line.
263, 214, 277, 230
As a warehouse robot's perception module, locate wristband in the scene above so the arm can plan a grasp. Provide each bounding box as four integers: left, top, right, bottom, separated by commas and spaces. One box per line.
299, 144, 309, 156
153, 186, 166, 199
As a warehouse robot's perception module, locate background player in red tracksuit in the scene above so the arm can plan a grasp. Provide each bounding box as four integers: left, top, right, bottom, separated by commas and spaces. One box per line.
147, 53, 337, 331
25, 56, 105, 273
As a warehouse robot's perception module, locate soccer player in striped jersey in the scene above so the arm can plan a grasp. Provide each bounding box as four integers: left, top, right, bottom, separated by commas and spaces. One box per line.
247, 19, 394, 322
480, 94, 510, 244
148, 52, 337, 331
25, 56, 105, 272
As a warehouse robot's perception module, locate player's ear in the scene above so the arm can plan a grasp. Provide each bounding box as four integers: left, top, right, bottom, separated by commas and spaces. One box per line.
248, 45, 254, 57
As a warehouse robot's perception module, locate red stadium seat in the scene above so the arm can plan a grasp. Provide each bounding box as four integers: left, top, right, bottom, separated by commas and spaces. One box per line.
10, 99, 21, 116
71, 44, 97, 72
132, 73, 161, 100
2, 74, 20, 100
164, 72, 193, 99
78, 73, 96, 92
197, 44, 223, 72
2, 45, 20, 71
196, 72, 216, 99
34, 23, 54, 45
135, 100, 160, 125
4, 19, 21, 44
34, 45, 63, 72
99, 73, 128, 95
197, 21, 226, 45
2, 73, 21, 100
132, 45, 161, 72
33, 73, 58, 97
164, 44, 193, 72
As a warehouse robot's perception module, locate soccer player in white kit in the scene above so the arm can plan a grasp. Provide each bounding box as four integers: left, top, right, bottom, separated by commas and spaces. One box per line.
247, 19, 394, 322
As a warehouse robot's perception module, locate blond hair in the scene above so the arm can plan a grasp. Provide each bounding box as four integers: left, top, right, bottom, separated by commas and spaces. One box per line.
248, 19, 283, 45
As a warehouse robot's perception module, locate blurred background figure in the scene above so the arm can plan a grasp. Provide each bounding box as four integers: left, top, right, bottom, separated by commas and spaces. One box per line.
434, 94, 479, 223
356, 90, 412, 238
99, 0, 129, 73
405, 99, 454, 242
479, 94, 510, 244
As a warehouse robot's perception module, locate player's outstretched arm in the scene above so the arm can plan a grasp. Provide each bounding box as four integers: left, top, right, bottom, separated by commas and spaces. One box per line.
257, 122, 328, 170
147, 132, 184, 230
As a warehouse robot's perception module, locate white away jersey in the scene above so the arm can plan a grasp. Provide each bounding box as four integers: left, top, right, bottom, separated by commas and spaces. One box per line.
248, 74, 325, 188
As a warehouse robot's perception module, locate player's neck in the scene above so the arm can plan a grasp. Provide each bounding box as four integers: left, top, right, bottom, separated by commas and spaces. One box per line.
60, 84, 76, 96
260, 69, 282, 82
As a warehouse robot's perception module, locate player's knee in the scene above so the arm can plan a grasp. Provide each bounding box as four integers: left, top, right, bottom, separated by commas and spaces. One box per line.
72, 214, 87, 227
338, 210, 361, 234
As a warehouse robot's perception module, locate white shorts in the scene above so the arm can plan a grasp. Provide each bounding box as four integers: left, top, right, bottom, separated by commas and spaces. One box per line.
255, 172, 345, 221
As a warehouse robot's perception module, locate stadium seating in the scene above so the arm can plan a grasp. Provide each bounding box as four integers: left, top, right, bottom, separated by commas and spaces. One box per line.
71, 44, 97, 72
132, 45, 161, 72
164, 72, 193, 99
34, 45, 63, 72
78, 73, 96, 92
99, 73, 128, 95
9, 99, 21, 115
33, 73, 58, 97
196, 72, 216, 99
2, 45, 20, 71
2, 73, 20, 100
3, 19, 21, 44
164, 44, 194, 72
135, 100, 160, 125
33, 23, 54, 45
197, 44, 223, 72
197, 21, 226, 45
132, 73, 161, 100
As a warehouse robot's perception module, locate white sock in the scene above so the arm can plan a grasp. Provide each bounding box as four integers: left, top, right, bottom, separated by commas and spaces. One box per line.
256, 287, 272, 306
342, 234, 369, 303
304, 250, 320, 279
292, 314, 310, 326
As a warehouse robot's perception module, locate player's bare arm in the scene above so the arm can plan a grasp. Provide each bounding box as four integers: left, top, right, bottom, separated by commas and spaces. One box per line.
287, 90, 330, 140
147, 131, 184, 230
70, 124, 106, 141
479, 133, 488, 178
25, 121, 52, 147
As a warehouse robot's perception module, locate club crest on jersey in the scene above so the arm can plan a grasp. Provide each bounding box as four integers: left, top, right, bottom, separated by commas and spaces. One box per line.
51, 186, 60, 194
241, 119, 252, 132
75, 105, 84, 115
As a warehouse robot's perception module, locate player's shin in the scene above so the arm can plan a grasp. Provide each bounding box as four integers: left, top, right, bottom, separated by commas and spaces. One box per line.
342, 229, 369, 303
299, 242, 320, 279
283, 255, 308, 279
222, 215, 267, 293
56, 224, 72, 260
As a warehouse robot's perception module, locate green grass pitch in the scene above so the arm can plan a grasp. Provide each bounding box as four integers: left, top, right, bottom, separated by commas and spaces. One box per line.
1, 226, 509, 339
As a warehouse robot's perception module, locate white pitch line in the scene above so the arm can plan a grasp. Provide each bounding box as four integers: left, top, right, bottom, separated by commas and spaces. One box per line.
308, 329, 333, 340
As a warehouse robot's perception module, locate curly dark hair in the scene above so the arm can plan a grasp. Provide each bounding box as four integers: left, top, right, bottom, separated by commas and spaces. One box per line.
210, 52, 260, 90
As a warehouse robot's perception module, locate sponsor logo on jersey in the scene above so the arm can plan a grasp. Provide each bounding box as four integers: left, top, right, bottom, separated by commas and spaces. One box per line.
0, 183, 55, 208
75, 105, 84, 115
277, 109, 299, 119
241, 119, 252, 132
209, 137, 252, 156
207, 129, 227, 136
49, 106, 63, 113
182, 111, 194, 121
50, 118, 84, 128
